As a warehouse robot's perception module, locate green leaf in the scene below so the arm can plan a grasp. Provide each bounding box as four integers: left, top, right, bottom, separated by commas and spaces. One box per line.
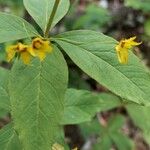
73, 4, 110, 30
79, 119, 105, 141
98, 93, 122, 111
108, 115, 125, 132
0, 13, 39, 43
100, 115, 132, 150
54, 30, 150, 105
93, 135, 112, 150
0, 67, 10, 112
80, 115, 132, 150
0, 44, 6, 61
144, 19, 150, 37
9, 46, 68, 150
61, 89, 122, 125
125, 0, 150, 12
79, 119, 101, 139
69, 70, 91, 90
110, 132, 134, 150
126, 104, 150, 144
0, 109, 8, 118
61, 88, 101, 125
0, 124, 22, 150
23, 0, 70, 32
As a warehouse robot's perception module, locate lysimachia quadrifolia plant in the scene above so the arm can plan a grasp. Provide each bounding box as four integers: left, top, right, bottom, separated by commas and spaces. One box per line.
0, 0, 150, 150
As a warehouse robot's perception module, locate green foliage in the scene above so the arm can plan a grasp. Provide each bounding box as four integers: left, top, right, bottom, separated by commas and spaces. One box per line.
110, 132, 134, 150
126, 104, 150, 144
0, 0, 23, 6
62, 89, 123, 125
77, 91, 150, 147
80, 115, 134, 150
0, 124, 21, 150
0, 13, 38, 43
144, 19, 150, 37
79, 119, 100, 139
54, 30, 150, 105
0, 67, 10, 112
125, 0, 150, 12
73, 4, 110, 30
98, 93, 122, 111
0, 0, 150, 149
9, 46, 68, 149
0, 0, 23, 16
0, 44, 6, 61
69, 70, 91, 90
23, 0, 70, 32
61, 89, 101, 124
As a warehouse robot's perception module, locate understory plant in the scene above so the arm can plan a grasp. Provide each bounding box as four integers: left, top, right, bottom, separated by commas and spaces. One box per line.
0, 0, 150, 150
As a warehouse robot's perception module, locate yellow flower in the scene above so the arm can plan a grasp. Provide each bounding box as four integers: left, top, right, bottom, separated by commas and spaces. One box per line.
6, 44, 18, 62
115, 36, 142, 64
32, 37, 53, 61
6, 37, 53, 64
52, 143, 78, 150
72, 148, 78, 150
52, 143, 64, 150
6, 43, 34, 64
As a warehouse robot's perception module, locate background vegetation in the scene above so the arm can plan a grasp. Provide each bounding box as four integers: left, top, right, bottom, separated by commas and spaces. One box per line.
0, 0, 150, 150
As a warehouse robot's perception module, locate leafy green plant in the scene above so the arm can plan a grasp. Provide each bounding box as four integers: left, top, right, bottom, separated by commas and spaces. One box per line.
125, 0, 150, 12
80, 115, 134, 150
144, 19, 150, 37
73, 4, 111, 30
0, 0, 150, 149
78, 90, 150, 149
0, 0, 24, 16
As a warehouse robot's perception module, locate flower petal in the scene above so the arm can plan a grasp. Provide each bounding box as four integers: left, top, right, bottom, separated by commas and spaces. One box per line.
117, 49, 128, 64
27, 46, 36, 56
126, 36, 136, 42
45, 45, 53, 53
115, 36, 142, 64
6, 45, 17, 62
35, 51, 46, 61
20, 51, 31, 64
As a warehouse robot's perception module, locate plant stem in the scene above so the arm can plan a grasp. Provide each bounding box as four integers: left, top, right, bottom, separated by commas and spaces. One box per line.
44, 0, 60, 38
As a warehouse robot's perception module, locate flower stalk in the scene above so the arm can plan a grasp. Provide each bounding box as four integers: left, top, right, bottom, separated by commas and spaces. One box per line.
44, 0, 60, 38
